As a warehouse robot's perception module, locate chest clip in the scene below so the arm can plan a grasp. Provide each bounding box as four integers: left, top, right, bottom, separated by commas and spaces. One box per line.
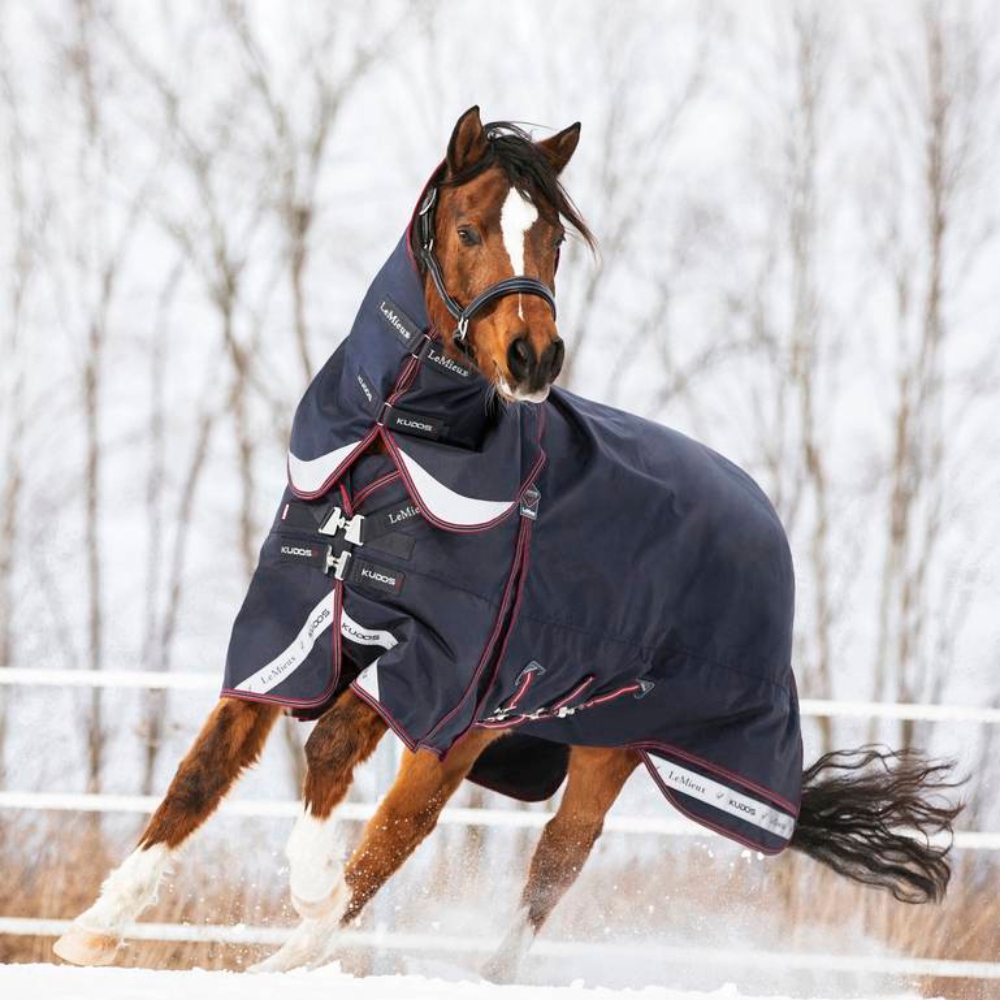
320, 506, 365, 546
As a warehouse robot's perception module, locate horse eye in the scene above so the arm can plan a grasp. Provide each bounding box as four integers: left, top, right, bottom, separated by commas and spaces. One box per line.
457, 227, 480, 247
552, 231, 566, 249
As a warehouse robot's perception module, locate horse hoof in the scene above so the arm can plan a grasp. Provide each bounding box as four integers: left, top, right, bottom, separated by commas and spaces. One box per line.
481, 957, 515, 984
53, 926, 121, 966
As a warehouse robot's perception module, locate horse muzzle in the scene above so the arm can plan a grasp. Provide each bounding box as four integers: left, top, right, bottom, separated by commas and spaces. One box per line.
503, 335, 565, 403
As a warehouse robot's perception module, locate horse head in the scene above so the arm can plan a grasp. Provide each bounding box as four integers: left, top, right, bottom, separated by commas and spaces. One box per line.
415, 106, 593, 403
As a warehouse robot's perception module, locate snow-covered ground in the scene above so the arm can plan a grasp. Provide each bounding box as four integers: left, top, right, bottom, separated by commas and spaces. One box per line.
0, 965, 919, 1000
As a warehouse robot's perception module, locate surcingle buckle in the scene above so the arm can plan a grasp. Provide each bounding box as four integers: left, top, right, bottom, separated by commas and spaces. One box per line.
320, 506, 365, 546
326, 546, 352, 580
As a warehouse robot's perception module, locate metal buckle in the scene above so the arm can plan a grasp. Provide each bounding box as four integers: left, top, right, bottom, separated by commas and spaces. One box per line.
319, 506, 347, 537
343, 513, 365, 546
326, 546, 352, 581
319, 506, 365, 546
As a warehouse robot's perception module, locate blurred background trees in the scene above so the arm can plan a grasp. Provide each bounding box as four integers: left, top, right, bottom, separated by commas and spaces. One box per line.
2, 1, 1000, 988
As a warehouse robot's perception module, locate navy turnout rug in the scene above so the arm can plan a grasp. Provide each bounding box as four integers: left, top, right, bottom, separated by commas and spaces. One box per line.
222, 223, 803, 854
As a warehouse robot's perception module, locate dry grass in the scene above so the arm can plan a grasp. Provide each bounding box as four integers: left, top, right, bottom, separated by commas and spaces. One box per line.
1, 812, 998, 998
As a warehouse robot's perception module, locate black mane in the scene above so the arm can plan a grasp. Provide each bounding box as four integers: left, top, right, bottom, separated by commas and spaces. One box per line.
446, 120, 595, 249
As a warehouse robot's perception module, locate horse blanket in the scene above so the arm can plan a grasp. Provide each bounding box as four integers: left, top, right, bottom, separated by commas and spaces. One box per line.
222, 230, 803, 854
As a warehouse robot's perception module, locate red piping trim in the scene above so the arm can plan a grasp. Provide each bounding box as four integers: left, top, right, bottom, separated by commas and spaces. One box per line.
552, 676, 595, 711
424, 517, 532, 743
383, 432, 509, 534
287, 425, 380, 501
579, 683, 642, 710
350, 680, 418, 753
352, 471, 401, 508
384, 430, 547, 534
405, 162, 447, 272
506, 671, 535, 710
465, 518, 534, 731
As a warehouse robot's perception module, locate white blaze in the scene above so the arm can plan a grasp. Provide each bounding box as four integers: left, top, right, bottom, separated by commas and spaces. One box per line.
500, 186, 538, 320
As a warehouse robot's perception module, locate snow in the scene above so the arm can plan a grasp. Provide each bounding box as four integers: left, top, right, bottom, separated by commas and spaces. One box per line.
0, 964, 920, 1000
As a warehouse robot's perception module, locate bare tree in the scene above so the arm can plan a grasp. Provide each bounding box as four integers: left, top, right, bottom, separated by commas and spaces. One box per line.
693, 4, 843, 749
223, 1, 389, 386
0, 23, 50, 785
780, 6, 837, 750
553, 5, 712, 395
138, 259, 184, 794
38, 0, 159, 792
865, 4, 999, 746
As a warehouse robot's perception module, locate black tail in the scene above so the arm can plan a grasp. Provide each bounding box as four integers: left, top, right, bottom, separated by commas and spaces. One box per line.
790, 746, 963, 903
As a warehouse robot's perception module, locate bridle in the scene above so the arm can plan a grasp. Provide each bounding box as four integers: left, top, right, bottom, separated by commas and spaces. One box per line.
416, 184, 558, 358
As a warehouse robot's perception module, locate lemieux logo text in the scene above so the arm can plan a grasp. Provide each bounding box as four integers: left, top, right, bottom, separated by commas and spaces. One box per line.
379, 299, 414, 342
427, 346, 470, 378
388, 504, 419, 525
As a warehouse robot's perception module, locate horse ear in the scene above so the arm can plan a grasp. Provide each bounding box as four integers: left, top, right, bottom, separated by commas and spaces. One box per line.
447, 106, 489, 177
537, 122, 581, 175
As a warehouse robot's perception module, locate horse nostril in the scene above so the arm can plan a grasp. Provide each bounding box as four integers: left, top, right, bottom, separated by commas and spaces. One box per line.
508, 337, 534, 383
548, 338, 565, 381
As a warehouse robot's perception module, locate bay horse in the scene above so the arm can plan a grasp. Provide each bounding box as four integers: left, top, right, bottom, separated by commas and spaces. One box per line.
55, 107, 961, 980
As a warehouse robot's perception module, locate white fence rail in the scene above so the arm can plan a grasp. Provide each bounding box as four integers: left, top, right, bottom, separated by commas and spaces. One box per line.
3, 790, 1000, 850
2, 667, 998, 982
6, 667, 1000, 723
1, 917, 998, 982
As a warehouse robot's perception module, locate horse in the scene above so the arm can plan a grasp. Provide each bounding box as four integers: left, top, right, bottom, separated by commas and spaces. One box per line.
54, 106, 962, 981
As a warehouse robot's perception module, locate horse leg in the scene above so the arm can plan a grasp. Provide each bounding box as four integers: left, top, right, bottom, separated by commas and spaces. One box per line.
250, 689, 388, 972
339, 727, 501, 925
483, 745, 640, 983
289, 690, 388, 916
255, 722, 500, 972
54, 697, 280, 966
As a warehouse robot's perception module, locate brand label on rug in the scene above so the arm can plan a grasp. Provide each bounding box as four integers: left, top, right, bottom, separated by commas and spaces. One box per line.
425, 344, 472, 380
340, 609, 397, 650
367, 501, 421, 538
276, 541, 327, 570
354, 366, 378, 411
379, 296, 420, 345
646, 755, 795, 839
387, 408, 443, 440
353, 559, 405, 595
235, 592, 335, 695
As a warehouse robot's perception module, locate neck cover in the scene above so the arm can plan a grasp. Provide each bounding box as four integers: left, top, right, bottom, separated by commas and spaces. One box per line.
222, 228, 803, 854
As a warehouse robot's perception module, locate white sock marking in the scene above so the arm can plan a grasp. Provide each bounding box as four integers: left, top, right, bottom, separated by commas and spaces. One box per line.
74, 843, 171, 935
287, 809, 345, 910
500, 186, 538, 321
